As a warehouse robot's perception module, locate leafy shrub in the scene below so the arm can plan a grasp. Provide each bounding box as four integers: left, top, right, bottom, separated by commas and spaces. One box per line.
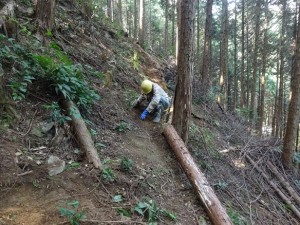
101, 167, 116, 182
58, 200, 86, 225
134, 199, 176, 223
120, 157, 133, 172
0, 35, 100, 109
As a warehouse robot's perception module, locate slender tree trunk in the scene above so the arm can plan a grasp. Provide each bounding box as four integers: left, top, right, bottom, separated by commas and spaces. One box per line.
278, 0, 287, 138
164, 0, 169, 52
250, 0, 261, 121
172, 0, 197, 143
196, 0, 200, 76
218, 0, 228, 110
134, 0, 138, 39
245, 6, 250, 110
282, 5, 300, 168
107, 0, 113, 22
240, 0, 245, 108
273, 57, 280, 137
258, 0, 269, 135
233, 0, 238, 111
138, 0, 145, 47
201, 0, 213, 96
171, 0, 176, 55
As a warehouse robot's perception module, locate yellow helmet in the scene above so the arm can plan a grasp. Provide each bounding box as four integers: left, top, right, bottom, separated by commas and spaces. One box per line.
141, 80, 153, 94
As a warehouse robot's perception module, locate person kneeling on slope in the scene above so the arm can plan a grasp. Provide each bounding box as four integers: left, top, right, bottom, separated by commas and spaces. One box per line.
132, 80, 171, 123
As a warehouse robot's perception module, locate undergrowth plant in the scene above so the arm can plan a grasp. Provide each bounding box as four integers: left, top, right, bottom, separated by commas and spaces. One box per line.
58, 200, 86, 225
43, 102, 72, 125
34, 42, 100, 109
0, 34, 42, 100
120, 157, 133, 172
227, 202, 249, 225
0, 35, 100, 110
134, 198, 176, 224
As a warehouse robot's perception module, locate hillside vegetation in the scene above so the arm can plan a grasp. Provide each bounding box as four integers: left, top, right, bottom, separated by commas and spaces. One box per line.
0, 1, 299, 225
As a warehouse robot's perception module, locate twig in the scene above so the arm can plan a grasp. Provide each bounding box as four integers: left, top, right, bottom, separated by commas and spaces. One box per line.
12, 109, 38, 136
28, 92, 51, 104
17, 170, 33, 176
267, 161, 300, 206
94, 175, 113, 198
246, 155, 300, 220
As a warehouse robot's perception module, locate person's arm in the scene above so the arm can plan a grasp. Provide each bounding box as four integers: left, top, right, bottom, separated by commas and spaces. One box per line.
145, 86, 160, 113
132, 94, 145, 108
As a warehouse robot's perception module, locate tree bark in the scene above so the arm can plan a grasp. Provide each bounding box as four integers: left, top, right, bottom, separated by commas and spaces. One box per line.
163, 124, 233, 225
282, 5, 300, 167
240, 0, 245, 108
138, 0, 145, 47
249, 0, 261, 120
257, 0, 269, 135
218, 0, 228, 109
62, 100, 102, 169
172, 0, 196, 143
277, 0, 287, 138
201, 0, 213, 96
35, 0, 57, 32
164, 0, 169, 52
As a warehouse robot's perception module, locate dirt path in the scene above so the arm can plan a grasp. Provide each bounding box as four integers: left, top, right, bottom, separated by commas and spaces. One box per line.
0, 109, 207, 225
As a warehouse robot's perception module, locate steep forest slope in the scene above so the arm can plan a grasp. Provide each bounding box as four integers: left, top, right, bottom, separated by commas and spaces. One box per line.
0, 1, 300, 225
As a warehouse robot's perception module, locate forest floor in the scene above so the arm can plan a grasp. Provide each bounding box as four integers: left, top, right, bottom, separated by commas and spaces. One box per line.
0, 1, 300, 225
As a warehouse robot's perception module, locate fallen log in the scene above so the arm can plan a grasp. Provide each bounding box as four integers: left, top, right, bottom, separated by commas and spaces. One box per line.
246, 155, 300, 220
163, 124, 232, 225
62, 100, 102, 169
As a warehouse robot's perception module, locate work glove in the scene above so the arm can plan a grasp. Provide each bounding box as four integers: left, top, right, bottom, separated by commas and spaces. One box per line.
140, 110, 149, 120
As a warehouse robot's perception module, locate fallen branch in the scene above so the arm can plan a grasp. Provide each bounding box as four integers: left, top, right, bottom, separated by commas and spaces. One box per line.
246, 155, 300, 220
61, 100, 102, 169
163, 124, 233, 225
17, 170, 33, 176
267, 161, 300, 206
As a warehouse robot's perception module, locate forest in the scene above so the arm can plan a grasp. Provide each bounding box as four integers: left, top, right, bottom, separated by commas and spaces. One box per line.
0, 0, 300, 224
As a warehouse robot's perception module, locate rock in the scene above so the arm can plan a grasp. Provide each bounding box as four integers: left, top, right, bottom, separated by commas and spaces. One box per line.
47, 156, 65, 176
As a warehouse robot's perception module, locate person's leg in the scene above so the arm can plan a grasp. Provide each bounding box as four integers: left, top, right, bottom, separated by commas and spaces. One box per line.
152, 97, 170, 123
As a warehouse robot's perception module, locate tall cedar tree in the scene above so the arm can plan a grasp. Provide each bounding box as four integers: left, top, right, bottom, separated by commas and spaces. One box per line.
172, 0, 197, 143
201, 0, 213, 96
282, 6, 300, 168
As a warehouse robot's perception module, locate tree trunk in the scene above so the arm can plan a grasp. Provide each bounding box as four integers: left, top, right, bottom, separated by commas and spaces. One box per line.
201, 0, 213, 96
62, 100, 102, 169
134, 0, 138, 39
164, 0, 169, 52
35, 0, 57, 32
107, 0, 113, 22
171, 0, 176, 55
282, 5, 300, 167
240, 0, 245, 108
258, 0, 269, 135
232, 0, 238, 111
249, 0, 261, 120
163, 124, 233, 225
277, 0, 287, 138
138, 0, 145, 47
218, 0, 228, 109
172, 0, 196, 143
